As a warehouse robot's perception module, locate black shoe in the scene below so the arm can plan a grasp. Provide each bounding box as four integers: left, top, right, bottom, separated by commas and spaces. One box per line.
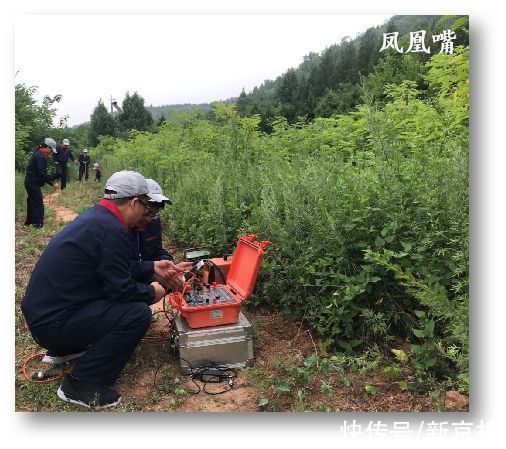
42, 350, 86, 365
57, 376, 122, 409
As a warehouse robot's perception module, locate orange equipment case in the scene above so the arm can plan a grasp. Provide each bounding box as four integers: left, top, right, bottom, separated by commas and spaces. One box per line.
168, 235, 271, 328
203, 255, 234, 284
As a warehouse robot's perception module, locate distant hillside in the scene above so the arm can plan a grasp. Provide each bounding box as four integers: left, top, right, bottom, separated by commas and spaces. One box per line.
82, 15, 467, 133
147, 103, 212, 120
245, 15, 446, 102
235, 15, 468, 131
147, 99, 237, 121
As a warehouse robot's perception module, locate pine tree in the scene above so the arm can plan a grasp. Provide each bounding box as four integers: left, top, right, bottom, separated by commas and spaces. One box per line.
357, 27, 379, 76
274, 69, 300, 123
89, 100, 116, 147
118, 91, 154, 132
276, 69, 298, 103
236, 88, 253, 117
339, 38, 358, 84
157, 114, 166, 126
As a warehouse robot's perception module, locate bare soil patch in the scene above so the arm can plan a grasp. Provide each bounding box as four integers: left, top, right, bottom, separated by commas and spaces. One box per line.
44, 191, 78, 223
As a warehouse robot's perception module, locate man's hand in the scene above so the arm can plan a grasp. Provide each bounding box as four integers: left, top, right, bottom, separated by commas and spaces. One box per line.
152, 274, 168, 289
172, 261, 193, 272
153, 260, 188, 291
153, 260, 182, 278
151, 282, 166, 304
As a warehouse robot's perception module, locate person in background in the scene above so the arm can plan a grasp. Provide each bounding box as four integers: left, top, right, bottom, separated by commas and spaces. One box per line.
53, 138, 75, 190
21, 171, 185, 408
78, 149, 90, 181
24, 138, 60, 228
93, 162, 102, 182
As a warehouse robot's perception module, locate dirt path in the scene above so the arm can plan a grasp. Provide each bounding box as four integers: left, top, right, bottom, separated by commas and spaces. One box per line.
44, 190, 78, 223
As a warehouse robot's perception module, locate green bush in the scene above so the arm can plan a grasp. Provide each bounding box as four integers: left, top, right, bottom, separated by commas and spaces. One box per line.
97, 48, 469, 393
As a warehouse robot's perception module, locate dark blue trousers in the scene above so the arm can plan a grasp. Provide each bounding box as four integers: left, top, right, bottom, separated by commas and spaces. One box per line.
24, 181, 44, 227
79, 163, 89, 181
56, 163, 69, 189
29, 300, 152, 386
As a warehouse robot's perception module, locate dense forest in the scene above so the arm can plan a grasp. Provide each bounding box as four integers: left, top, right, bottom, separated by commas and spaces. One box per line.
146, 103, 214, 121
15, 14, 469, 394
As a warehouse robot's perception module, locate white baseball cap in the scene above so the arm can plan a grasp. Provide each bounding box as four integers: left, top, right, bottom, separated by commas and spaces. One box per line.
44, 138, 58, 153
62, 138, 70, 146
146, 179, 172, 204
104, 171, 154, 200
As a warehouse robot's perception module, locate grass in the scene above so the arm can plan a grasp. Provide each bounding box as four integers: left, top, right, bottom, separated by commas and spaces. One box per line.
52, 178, 103, 213
244, 353, 337, 412
243, 349, 429, 412
14, 175, 450, 413
15, 172, 26, 215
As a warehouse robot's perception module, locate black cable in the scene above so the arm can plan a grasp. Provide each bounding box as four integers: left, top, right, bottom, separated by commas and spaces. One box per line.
153, 359, 168, 389
200, 367, 237, 395
153, 355, 201, 395
190, 378, 202, 394
178, 356, 202, 395
170, 355, 236, 395
203, 381, 233, 395
204, 259, 226, 284
153, 331, 237, 396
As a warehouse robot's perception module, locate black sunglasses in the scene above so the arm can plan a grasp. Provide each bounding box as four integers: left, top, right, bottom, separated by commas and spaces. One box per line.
136, 197, 151, 214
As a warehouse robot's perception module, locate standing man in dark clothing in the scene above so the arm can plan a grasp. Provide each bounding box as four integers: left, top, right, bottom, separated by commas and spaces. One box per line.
24, 138, 60, 228
21, 171, 185, 408
53, 138, 75, 190
78, 148, 90, 181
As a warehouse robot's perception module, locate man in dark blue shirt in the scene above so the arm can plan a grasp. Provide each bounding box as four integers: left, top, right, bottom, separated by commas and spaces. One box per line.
78, 148, 90, 181
53, 138, 75, 190
21, 171, 184, 408
24, 138, 60, 228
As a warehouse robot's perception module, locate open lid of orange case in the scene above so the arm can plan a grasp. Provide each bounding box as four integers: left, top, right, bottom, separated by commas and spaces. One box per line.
226, 235, 270, 302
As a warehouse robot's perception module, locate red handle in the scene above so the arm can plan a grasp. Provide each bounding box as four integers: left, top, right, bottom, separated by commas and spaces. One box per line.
260, 241, 272, 250
241, 234, 272, 250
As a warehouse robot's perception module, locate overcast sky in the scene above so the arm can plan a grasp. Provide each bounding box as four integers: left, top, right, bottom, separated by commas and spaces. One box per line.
15, 14, 391, 127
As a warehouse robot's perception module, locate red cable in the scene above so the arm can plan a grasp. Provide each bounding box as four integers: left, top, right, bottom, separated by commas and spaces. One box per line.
141, 286, 179, 343
22, 353, 70, 383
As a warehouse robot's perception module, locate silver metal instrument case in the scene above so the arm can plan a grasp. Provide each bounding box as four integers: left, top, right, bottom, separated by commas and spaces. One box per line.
173, 311, 254, 375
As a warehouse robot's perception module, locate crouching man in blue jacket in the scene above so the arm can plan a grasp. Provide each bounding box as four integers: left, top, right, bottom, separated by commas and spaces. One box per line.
21, 171, 185, 409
